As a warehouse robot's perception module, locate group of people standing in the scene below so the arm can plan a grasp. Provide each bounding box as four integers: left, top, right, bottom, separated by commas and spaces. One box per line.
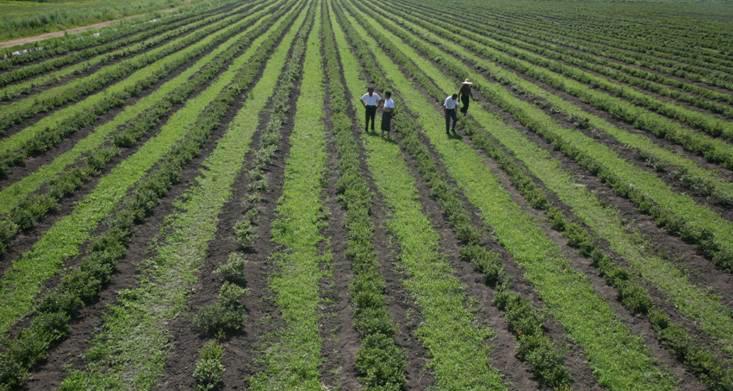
360, 79, 473, 137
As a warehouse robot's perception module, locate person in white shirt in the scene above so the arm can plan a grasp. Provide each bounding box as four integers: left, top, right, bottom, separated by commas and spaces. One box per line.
444, 93, 459, 135
360, 87, 381, 133
381, 91, 395, 137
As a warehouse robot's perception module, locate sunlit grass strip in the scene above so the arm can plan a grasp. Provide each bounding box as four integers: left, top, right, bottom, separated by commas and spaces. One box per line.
0, 5, 295, 337
246, 4, 327, 389
0, 1, 252, 92
359, 2, 733, 272
351, 2, 733, 385
330, 4, 507, 389
0, 5, 247, 135
376, 0, 733, 206
341, 4, 678, 390
384, 6, 733, 171
320, 4, 405, 388
55, 6, 306, 390
0, 1, 271, 160
0, 0, 289, 257
392, 0, 733, 118
0, 1, 258, 102
0, 0, 277, 215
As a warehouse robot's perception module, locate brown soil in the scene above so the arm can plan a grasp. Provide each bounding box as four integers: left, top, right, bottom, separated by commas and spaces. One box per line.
488, 84, 733, 305
0, 8, 244, 140
395, 131, 543, 390
154, 17, 301, 388
23, 85, 236, 389
318, 65, 361, 389
485, 93, 733, 347
0, 1, 197, 51
0, 12, 259, 276
504, 76, 733, 217
0, 1, 249, 103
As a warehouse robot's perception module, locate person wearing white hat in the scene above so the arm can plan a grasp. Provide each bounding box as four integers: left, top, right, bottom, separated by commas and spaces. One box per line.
458, 79, 473, 116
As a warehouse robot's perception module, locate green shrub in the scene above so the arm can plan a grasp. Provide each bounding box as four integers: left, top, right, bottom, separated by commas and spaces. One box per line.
215, 253, 246, 287
193, 283, 245, 338
193, 341, 224, 391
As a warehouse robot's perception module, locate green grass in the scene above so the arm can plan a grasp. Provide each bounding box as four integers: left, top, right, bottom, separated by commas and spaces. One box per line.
0, 2, 249, 137
0, 7, 288, 336
353, 1, 733, 269
0, 0, 277, 215
0, 0, 230, 40
0, 2, 258, 157
57, 7, 305, 389
0, 1, 253, 101
360, 0, 733, 356
330, 3, 507, 389
246, 3, 328, 389
341, 4, 677, 390
377, 0, 733, 204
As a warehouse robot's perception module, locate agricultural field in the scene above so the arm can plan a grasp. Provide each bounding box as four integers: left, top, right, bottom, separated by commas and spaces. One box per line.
0, 0, 732, 389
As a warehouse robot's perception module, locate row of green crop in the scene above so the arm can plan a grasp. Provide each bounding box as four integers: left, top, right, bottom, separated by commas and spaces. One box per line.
0, 0, 290, 258
390, 0, 733, 117
333, 2, 511, 389
192, 8, 312, 389
439, 1, 733, 89
320, 5, 406, 388
52, 4, 305, 389
246, 3, 329, 388
0, 0, 278, 178
0, 1, 276, 228
341, 3, 690, 389
0, 3, 302, 384
377, 0, 733, 208
362, 1, 733, 273
0, 3, 256, 135
382, 5, 733, 169
0, 0, 238, 69
332, 4, 571, 388
409, 0, 733, 92
0, 1, 294, 340
405, 6, 733, 141
346, 3, 733, 387
362, 0, 733, 360
0, 1, 260, 102
0, 0, 245, 90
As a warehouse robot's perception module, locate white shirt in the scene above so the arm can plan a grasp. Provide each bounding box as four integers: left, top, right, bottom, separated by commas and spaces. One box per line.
383, 98, 395, 110
444, 96, 459, 110
361, 92, 381, 106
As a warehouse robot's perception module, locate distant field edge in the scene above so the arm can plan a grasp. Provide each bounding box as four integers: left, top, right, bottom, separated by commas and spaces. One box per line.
0, 0, 237, 46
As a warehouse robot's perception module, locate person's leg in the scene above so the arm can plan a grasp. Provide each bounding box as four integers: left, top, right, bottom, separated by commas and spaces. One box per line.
445, 110, 451, 134
369, 107, 376, 131
364, 107, 369, 132
461, 96, 469, 115
450, 110, 457, 132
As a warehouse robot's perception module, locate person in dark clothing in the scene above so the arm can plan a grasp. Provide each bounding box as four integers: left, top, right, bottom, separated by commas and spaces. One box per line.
361, 87, 381, 133
444, 93, 459, 135
459, 79, 473, 116
381, 91, 395, 138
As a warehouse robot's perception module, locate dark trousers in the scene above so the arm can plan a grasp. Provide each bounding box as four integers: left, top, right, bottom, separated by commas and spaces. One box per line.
365, 105, 377, 131
445, 109, 457, 132
381, 111, 392, 132
460, 95, 470, 114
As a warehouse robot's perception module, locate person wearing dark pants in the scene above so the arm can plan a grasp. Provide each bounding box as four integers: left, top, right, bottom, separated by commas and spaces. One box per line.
444, 93, 459, 135
381, 91, 395, 138
361, 87, 381, 133
459, 79, 473, 116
